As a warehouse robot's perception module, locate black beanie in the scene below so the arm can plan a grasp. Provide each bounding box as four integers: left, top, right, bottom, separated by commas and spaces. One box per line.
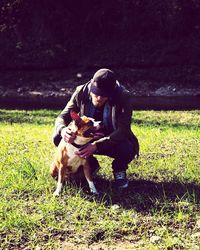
90, 68, 117, 97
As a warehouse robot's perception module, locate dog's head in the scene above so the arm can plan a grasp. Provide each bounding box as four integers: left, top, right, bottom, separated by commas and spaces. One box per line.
70, 111, 101, 138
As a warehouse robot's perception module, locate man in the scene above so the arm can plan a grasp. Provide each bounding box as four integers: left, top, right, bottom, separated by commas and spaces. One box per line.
52, 68, 139, 189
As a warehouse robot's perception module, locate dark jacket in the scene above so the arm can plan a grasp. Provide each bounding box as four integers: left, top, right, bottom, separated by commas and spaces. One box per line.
53, 81, 139, 155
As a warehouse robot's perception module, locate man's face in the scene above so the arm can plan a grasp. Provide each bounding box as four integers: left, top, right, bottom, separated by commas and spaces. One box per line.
90, 93, 108, 107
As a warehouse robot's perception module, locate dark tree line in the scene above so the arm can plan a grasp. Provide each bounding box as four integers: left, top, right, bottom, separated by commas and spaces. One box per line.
0, 0, 200, 69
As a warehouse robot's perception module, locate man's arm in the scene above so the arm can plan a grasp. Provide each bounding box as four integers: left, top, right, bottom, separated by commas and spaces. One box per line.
54, 86, 83, 136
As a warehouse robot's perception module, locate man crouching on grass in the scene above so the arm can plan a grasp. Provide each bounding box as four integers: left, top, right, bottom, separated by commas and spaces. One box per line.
52, 68, 139, 189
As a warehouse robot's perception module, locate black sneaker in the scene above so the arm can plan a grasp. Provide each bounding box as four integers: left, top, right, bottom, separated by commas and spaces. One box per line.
114, 171, 129, 189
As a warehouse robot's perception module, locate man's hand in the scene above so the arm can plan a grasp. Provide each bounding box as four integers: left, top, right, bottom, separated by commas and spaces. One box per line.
76, 142, 97, 159
61, 127, 76, 143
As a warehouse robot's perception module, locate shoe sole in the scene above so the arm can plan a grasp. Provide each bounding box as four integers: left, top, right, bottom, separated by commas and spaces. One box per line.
119, 182, 129, 189
116, 180, 129, 189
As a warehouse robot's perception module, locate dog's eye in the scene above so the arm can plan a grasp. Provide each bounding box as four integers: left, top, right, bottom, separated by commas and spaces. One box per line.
83, 129, 93, 137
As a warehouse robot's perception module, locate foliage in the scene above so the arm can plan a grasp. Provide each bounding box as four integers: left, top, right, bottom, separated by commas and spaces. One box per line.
0, 1, 200, 69
0, 109, 199, 249
1, 0, 200, 39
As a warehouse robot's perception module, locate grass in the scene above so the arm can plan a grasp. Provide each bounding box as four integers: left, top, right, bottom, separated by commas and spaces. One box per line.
0, 109, 199, 249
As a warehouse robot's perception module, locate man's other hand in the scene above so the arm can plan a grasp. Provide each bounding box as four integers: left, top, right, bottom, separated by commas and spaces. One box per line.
76, 143, 97, 158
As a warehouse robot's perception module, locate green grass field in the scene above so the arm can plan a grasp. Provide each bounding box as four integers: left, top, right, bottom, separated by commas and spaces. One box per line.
0, 109, 199, 249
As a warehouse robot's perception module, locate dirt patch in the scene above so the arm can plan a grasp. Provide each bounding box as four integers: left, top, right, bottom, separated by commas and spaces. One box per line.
62, 240, 143, 250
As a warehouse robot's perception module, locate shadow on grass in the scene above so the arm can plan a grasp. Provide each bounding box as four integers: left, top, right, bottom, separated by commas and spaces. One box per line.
0, 109, 58, 125
94, 177, 200, 212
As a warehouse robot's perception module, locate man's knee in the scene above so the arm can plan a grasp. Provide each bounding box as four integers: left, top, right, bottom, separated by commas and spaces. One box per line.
117, 141, 136, 163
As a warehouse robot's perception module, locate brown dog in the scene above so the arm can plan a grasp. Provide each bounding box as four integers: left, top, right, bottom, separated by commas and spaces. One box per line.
51, 111, 101, 196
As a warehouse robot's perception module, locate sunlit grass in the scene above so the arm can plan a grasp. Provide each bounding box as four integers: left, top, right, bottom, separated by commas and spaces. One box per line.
0, 109, 199, 249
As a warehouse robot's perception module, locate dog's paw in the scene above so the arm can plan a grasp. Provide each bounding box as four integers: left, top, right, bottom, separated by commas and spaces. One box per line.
53, 190, 61, 196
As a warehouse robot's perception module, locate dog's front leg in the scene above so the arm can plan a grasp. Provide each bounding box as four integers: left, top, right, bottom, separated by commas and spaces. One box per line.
53, 165, 66, 196
83, 161, 99, 195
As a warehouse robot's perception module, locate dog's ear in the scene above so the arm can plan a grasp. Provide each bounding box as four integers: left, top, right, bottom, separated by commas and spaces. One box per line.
70, 111, 82, 127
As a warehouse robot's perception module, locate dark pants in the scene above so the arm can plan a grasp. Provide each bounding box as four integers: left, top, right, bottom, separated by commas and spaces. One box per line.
53, 134, 138, 173
94, 140, 137, 172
